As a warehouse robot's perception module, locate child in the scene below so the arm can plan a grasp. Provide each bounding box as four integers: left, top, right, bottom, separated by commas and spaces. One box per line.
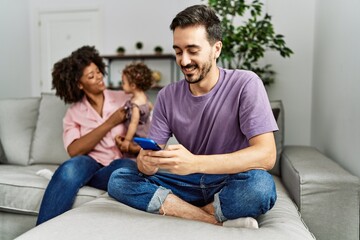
115, 62, 154, 156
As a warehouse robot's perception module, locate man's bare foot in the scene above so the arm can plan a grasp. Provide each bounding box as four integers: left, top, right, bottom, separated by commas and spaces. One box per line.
160, 194, 219, 225
201, 202, 258, 229
201, 203, 215, 215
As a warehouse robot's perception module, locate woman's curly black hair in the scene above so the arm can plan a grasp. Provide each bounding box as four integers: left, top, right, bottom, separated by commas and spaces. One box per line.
122, 62, 153, 91
52, 46, 106, 104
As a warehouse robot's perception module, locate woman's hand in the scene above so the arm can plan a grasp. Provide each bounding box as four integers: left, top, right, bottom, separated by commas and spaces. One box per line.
107, 107, 126, 127
120, 139, 131, 153
115, 135, 141, 155
115, 135, 130, 152
114, 135, 123, 150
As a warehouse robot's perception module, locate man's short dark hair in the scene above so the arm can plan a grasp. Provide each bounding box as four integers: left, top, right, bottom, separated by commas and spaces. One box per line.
170, 4, 222, 45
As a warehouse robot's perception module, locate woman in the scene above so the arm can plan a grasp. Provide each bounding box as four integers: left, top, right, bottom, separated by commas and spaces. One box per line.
36, 46, 137, 225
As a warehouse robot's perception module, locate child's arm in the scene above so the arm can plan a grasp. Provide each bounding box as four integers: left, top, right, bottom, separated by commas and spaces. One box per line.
120, 106, 140, 152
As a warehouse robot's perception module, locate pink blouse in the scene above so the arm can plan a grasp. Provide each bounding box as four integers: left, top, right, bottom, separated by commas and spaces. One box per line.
63, 90, 130, 166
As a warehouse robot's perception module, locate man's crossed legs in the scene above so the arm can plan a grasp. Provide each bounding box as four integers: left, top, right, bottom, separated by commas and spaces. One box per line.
108, 161, 276, 228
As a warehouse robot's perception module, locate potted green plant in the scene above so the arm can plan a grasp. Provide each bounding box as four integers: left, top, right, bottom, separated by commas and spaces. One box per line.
116, 46, 125, 56
206, 0, 293, 85
154, 46, 163, 55
135, 41, 143, 54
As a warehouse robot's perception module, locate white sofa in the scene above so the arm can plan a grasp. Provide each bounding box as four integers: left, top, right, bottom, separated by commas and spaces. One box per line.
0, 93, 358, 240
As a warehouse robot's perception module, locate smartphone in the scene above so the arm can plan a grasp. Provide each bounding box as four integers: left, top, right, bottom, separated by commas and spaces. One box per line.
133, 137, 162, 151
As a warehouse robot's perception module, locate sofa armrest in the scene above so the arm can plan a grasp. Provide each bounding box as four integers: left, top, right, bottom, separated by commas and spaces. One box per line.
281, 146, 359, 240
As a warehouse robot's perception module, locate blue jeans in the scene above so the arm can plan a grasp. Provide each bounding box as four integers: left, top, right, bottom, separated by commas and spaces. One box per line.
36, 155, 134, 225
108, 163, 277, 222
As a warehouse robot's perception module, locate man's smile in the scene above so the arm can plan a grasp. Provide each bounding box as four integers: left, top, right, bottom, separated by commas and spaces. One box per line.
182, 65, 197, 74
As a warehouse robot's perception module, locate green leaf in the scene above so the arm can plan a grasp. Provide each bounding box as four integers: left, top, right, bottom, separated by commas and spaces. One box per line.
208, 0, 293, 85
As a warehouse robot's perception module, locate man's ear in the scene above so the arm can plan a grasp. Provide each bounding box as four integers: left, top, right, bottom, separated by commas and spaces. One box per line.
214, 41, 222, 59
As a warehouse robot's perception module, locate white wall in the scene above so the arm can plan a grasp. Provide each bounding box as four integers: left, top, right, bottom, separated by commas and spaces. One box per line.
27, 0, 201, 95
266, 0, 315, 146
0, 0, 31, 98
312, 0, 360, 177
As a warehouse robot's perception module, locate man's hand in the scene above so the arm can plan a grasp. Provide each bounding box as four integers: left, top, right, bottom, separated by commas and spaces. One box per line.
137, 149, 160, 175
145, 144, 198, 175
138, 132, 276, 176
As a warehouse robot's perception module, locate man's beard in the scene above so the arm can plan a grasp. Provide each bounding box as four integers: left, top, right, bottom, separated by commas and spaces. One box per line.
182, 57, 212, 85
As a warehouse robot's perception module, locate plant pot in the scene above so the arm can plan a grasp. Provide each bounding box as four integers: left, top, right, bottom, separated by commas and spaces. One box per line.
117, 51, 125, 56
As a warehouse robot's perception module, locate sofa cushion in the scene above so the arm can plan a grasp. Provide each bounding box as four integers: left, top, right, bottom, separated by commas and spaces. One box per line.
268, 100, 284, 176
0, 97, 40, 165
29, 93, 70, 165
16, 177, 315, 240
0, 164, 105, 215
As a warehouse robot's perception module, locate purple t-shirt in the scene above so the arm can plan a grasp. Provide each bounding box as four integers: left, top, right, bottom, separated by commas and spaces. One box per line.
149, 68, 278, 155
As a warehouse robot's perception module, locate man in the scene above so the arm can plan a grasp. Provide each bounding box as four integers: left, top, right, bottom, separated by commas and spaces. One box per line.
108, 4, 278, 228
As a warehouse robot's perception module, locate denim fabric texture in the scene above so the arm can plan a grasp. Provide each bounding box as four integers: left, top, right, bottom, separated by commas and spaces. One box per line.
36, 156, 134, 225
108, 163, 277, 222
